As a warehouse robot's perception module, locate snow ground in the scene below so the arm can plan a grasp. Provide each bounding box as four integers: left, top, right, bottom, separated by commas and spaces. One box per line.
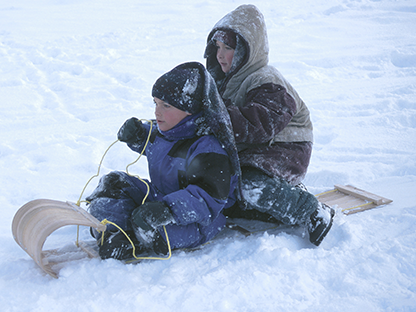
1, 0, 415, 311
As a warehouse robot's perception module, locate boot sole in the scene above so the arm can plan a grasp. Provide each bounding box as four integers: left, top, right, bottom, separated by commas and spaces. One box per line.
311, 208, 335, 246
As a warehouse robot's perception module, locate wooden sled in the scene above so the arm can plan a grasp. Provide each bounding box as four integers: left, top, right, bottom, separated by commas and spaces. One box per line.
11, 185, 392, 278
12, 199, 106, 278
316, 184, 393, 215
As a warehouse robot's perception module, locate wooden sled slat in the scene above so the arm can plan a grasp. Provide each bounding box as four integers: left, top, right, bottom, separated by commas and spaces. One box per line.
316, 185, 392, 215
12, 199, 106, 278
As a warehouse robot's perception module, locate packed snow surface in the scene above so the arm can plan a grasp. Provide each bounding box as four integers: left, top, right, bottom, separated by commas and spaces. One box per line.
1, 0, 415, 311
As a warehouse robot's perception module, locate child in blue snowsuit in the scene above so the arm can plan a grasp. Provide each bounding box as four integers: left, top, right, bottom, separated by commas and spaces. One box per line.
87, 62, 240, 260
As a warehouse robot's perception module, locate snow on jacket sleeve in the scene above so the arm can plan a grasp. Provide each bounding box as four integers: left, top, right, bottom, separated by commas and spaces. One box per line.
227, 82, 297, 145
162, 137, 234, 227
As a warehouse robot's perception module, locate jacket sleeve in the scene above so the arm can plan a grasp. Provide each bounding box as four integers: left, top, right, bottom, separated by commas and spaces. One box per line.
227, 83, 297, 144
162, 143, 234, 227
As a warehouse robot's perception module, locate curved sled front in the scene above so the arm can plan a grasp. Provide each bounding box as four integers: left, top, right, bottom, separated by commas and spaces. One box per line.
12, 199, 106, 278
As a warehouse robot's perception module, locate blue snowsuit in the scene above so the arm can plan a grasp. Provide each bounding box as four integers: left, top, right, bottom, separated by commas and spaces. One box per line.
88, 113, 238, 250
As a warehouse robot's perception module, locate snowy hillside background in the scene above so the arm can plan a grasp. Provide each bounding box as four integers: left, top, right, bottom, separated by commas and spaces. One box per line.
1, 0, 415, 311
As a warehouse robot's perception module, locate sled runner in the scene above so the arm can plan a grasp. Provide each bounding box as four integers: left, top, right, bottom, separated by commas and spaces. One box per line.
12, 199, 105, 278
315, 184, 392, 215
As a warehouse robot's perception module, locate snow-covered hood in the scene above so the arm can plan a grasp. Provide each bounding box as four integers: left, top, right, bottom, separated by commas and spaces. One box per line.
205, 4, 269, 95
205, 5, 313, 144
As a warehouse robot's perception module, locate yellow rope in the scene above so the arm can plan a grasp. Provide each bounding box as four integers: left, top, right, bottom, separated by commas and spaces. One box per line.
74, 139, 119, 247
76, 119, 154, 207
74, 119, 173, 261
124, 120, 153, 205
76, 139, 119, 207
341, 201, 373, 212
315, 189, 337, 197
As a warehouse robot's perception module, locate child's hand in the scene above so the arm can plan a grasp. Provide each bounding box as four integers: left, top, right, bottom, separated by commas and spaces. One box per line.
131, 201, 175, 246
131, 201, 175, 230
117, 117, 146, 144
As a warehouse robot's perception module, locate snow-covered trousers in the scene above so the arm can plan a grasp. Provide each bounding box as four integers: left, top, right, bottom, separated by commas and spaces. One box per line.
224, 167, 318, 225
87, 171, 161, 232
86, 171, 227, 249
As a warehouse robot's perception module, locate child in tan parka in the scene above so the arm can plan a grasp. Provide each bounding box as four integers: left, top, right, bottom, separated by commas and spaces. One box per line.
204, 4, 334, 246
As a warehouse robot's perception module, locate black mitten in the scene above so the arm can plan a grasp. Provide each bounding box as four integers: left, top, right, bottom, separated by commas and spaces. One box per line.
131, 201, 175, 249
117, 117, 147, 145
131, 201, 175, 230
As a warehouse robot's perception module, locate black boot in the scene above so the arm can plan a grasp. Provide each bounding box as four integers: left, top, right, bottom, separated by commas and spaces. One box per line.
97, 230, 148, 260
308, 203, 335, 246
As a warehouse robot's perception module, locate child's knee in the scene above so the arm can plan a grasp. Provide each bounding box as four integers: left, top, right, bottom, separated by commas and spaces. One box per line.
87, 171, 130, 201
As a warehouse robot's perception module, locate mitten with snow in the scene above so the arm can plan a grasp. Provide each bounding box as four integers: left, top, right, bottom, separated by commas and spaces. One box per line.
130, 201, 175, 255
117, 117, 147, 145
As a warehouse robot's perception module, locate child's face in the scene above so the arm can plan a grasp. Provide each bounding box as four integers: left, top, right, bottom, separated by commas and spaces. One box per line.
154, 97, 191, 131
216, 40, 235, 74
